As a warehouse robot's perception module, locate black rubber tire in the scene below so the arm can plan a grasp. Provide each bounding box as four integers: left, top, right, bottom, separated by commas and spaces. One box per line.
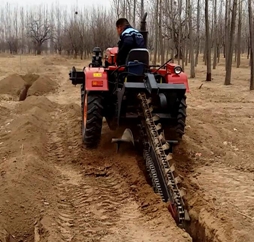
81, 84, 84, 134
176, 95, 187, 140
82, 91, 103, 148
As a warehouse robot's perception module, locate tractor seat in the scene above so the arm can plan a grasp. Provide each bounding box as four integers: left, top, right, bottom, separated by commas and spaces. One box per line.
126, 48, 149, 67
125, 48, 150, 80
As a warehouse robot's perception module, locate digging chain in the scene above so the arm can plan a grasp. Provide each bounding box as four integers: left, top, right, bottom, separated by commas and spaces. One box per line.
137, 92, 186, 227
143, 148, 163, 196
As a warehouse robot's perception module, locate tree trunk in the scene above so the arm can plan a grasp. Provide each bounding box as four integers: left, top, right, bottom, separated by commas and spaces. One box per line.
225, 0, 231, 70
195, 0, 200, 66
236, 0, 242, 68
247, 37, 250, 59
205, 0, 211, 81
153, 0, 159, 65
213, 0, 217, 69
188, 0, 195, 77
133, 0, 136, 27
224, 0, 237, 85
248, 0, 254, 90
36, 43, 42, 55
159, 0, 164, 63
177, 0, 182, 64
183, 0, 188, 69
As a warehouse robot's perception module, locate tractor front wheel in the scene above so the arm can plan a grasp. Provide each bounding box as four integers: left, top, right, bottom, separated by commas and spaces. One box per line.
82, 91, 103, 148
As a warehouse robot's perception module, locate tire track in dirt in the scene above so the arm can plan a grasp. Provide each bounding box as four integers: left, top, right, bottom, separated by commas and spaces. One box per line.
43, 105, 131, 241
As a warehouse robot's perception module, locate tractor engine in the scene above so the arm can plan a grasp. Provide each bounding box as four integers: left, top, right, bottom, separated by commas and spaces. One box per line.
91, 47, 102, 67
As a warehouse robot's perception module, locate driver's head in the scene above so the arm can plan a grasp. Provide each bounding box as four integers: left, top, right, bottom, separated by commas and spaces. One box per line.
116, 18, 130, 36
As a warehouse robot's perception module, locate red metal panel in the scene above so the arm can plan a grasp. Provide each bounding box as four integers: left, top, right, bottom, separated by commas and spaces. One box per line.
150, 64, 190, 92
107, 66, 125, 71
84, 67, 109, 91
166, 72, 190, 92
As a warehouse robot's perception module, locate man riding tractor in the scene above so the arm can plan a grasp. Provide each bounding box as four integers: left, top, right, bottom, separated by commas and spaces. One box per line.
116, 18, 146, 65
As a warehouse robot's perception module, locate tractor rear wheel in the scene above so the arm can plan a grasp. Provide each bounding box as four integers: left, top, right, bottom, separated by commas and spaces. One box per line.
81, 91, 103, 148
176, 95, 187, 140
81, 84, 85, 134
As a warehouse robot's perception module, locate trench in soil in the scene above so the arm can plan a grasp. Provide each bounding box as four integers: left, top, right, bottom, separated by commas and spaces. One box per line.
172, 149, 228, 242
78, 119, 224, 242
0, 86, 224, 242
111, 111, 219, 242
137, 151, 219, 242
108, 129, 222, 242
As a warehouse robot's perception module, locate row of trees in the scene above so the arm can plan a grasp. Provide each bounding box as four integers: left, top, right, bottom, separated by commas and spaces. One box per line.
112, 0, 253, 88
0, 0, 253, 89
0, 3, 117, 58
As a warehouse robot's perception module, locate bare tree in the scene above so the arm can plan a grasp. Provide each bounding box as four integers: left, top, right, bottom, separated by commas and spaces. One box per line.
188, 0, 195, 77
212, 0, 218, 69
236, 0, 242, 68
159, 0, 164, 63
224, 0, 237, 85
28, 14, 51, 55
177, 0, 183, 62
248, 0, 254, 90
195, 0, 200, 66
153, 0, 159, 65
205, 0, 211, 81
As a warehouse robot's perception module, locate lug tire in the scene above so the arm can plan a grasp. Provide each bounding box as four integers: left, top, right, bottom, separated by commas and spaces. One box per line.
81, 91, 103, 148
81, 84, 84, 134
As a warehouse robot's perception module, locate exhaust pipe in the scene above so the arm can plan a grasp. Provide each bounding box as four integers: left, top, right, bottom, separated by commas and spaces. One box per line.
140, 12, 148, 48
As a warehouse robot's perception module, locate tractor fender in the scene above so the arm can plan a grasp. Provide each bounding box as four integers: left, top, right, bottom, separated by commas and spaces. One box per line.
84, 67, 109, 91
166, 72, 190, 93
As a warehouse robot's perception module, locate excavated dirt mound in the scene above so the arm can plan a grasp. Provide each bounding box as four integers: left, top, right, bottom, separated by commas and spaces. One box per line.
16, 95, 57, 114
0, 74, 25, 99
0, 73, 59, 101
27, 76, 58, 97
0, 96, 59, 241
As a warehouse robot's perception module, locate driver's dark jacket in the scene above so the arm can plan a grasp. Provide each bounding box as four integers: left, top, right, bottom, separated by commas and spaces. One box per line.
116, 26, 145, 65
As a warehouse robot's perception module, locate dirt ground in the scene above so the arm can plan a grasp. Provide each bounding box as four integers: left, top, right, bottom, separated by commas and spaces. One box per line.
0, 54, 253, 242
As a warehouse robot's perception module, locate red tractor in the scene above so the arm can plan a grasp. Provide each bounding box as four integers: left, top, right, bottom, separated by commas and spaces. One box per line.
69, 13, 190, 228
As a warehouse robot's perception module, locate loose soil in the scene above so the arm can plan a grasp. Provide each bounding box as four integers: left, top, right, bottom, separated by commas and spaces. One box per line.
27, 75, 58, 97
0, 54, 253, 242
0, 74, 25, 100
0, 72, 57, 101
